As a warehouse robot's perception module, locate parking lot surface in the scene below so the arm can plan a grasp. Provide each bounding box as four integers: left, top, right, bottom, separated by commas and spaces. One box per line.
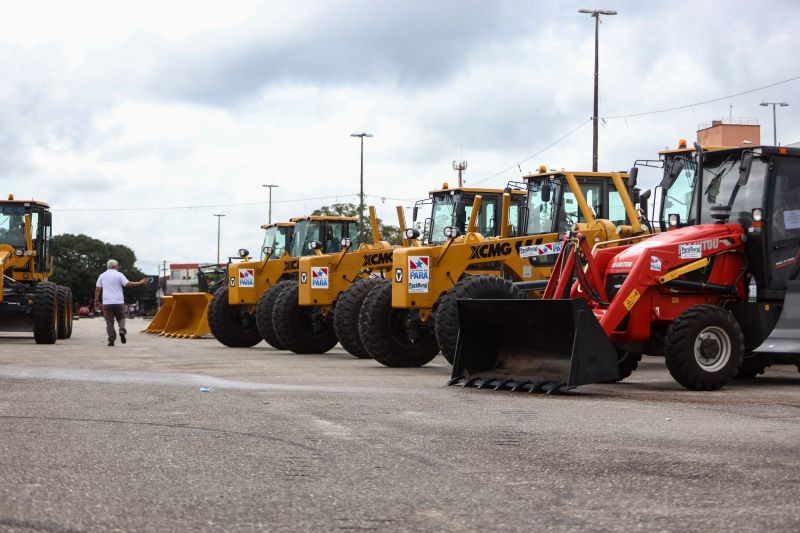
1, 317, 799, 532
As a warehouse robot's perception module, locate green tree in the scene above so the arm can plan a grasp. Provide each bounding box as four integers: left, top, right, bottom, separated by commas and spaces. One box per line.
50, 233, 148, 305
311, 203, 401, 245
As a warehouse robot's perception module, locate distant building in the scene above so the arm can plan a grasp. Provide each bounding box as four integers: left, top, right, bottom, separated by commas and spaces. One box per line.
166, 263, 201, 294
161, 263, 226, 295
696, 118, 760, 147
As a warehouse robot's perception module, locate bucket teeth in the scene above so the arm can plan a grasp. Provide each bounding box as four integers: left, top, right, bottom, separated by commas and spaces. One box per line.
447, 377, 463, 386
477, 379, 496, 390
464, 377, 482, 388
495, 379, 515, 390
510, 380, 531, 392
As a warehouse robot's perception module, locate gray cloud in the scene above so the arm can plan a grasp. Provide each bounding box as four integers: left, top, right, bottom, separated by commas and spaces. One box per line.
151, 1, 548, 106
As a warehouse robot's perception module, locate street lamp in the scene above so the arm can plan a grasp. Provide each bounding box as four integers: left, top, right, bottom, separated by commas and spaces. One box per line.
262, 184, 279, 224
760, 101, 790, 146
578, 8, 618, 172
213, 214, 225, 265
350, 132, 373, 242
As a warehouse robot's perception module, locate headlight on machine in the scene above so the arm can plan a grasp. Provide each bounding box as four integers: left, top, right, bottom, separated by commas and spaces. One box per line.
404, 228, 420, 240
443, 226, 460, 238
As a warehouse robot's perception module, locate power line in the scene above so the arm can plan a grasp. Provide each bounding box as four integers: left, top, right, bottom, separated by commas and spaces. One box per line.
52, 194, 359, 213
469, 74, 800, 187
602, 74, 800, 120
470, 119, 592, 186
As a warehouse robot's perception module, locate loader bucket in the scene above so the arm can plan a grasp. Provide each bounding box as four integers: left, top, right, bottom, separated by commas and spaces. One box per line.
143, 297, 174, 334
160, 293, 213, 339
754, 280, 800, 356
450, 298, 619, 392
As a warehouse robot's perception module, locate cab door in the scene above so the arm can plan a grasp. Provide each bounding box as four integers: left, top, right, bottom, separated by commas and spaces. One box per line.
767, 156, 800, 290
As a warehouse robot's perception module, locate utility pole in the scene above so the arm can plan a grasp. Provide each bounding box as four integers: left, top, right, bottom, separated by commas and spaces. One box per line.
579, 8, 617, 172
452, 160, 468, 187
350, 132, 373, 242
262, 184, 279, 224
213, 214, 225, 265
760, 101, 790, 145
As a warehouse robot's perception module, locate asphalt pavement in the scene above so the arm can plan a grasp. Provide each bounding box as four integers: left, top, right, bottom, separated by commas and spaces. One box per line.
1, 317, 799, 532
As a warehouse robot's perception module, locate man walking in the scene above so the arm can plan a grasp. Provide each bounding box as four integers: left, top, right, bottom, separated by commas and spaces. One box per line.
95, 259, 151, 346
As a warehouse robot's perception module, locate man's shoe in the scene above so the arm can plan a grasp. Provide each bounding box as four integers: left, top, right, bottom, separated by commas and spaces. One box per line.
108, 340, 115, 347
120, 333, 126, 344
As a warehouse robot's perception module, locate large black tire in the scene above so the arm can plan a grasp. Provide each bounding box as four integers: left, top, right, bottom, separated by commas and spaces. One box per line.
604, 349, 642, 383
32, 281, 58, 344
56, 285, 72, 340
734, 353, 770, 379
358, 279, 439, 367
64, 287, 73, 338
255, 280, 295, 349
272, 283, 338, 354
664, 304, 744, 391
334, 277, 384, 358
207, 287, 262, 348
434, 275, 516, 365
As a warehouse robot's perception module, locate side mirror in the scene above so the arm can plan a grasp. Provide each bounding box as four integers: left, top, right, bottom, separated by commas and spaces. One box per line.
541, 182, 551, 203
43, 211, 52, 227
738, 152, 754, 186
628, 167, 638, 189
659, 159, 685, 189
412, 206, 419, 222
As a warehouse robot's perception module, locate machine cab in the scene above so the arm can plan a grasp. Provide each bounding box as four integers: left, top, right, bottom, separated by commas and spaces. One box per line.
289, 216, 360, 256
412, 186, 526, 244
523, 170, 638, 236
0, 198, 53, 275
260, 222, 295, 260
686, 146, 800, 294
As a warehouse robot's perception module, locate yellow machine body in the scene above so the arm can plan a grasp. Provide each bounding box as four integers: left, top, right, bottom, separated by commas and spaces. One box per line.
160, 293, 213, 338
390, 171, 645, 317
144, 296, 174, 333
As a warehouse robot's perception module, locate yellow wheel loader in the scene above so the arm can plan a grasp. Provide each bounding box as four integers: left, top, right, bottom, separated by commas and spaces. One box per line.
210, 216, 359, 348
358, 169, 650, 367
145, 223, 294, 338
279, 186, 528, 357
0, 195, 73, 343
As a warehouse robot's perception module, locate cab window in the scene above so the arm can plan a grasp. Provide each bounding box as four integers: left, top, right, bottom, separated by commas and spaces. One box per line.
608, 191, 628, 226
560, 182, 602, 233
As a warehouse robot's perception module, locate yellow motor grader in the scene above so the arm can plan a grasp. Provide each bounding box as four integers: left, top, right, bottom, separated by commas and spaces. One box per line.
208, 215, 359, 347
358, 168, 651, 367
0, 195, 73, 343
273, 186, 528, 357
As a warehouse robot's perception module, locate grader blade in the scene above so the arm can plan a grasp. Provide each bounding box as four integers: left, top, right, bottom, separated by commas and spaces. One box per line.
143, 296, 174, 334
160, 293, 212, 339
754, 280, 800, 356
450, 298, 619, 392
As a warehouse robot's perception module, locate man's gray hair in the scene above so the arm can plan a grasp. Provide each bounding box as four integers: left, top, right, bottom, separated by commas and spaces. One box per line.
107, 259, 119, 269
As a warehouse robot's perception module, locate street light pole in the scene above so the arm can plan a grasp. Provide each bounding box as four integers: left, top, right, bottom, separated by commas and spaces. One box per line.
760, 101, 790, 145
579, 8, 617, 172
262, 184, 279, 224
350, 132, 373, 242
213, 214, 225, 264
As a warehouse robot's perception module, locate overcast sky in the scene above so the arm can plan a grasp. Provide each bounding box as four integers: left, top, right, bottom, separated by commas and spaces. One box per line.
2, 0, 799, 273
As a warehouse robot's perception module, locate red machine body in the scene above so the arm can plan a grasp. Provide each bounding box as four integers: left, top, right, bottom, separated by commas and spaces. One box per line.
557, 225, 746, 347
